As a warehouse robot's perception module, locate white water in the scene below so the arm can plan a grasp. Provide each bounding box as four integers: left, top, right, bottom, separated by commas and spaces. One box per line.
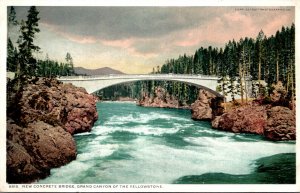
38, 102, 295, 184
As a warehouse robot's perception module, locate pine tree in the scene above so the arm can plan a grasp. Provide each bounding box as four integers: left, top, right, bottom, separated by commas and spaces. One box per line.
238, 38, 246, 103
256, 30, 267, 96
8, 6, 18, 27
65, 52, 74, 75
7, 38, 16, 71
17, 6, 40, 77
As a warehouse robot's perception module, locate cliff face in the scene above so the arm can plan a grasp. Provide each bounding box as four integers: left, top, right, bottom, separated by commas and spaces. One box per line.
6, 77, 98, 183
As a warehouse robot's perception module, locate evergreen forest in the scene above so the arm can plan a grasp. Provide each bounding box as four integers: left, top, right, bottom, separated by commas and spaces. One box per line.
100, 24, 295, 104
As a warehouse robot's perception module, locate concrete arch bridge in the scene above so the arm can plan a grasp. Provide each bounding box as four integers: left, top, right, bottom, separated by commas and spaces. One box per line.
58, 74, 251, 101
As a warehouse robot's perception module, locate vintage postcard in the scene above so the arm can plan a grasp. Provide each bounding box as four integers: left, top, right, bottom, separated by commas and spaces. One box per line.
1, 0, 299, 192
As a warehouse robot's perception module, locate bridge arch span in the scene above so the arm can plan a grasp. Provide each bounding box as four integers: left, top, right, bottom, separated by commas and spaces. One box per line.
90, 78, 224, 98
58, 74, 226, 98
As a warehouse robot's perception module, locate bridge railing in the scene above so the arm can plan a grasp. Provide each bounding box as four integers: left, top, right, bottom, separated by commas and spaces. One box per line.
58, 73, 223, 80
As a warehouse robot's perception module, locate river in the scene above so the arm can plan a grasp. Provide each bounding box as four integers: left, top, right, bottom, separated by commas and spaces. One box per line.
38, 101, 295, 184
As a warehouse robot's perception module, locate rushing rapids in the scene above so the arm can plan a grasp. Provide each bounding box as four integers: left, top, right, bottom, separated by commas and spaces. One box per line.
38, 102, 295, 184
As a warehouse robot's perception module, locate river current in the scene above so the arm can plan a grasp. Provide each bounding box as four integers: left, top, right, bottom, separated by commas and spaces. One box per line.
38, 102, 295, 184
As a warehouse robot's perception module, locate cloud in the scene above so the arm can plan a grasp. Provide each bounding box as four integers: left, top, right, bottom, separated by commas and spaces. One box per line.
263, 14, 294, 36
40, 22, 98, 44
13, 6, 295, 74
101, 38, 134, 49
35, 7, 225, 41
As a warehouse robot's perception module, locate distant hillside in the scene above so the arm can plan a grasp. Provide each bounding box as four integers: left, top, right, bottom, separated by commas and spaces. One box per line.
74, 67, 125, 75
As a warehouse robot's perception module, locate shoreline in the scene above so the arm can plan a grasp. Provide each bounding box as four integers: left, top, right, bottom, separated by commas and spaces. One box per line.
100, 100, 137, 104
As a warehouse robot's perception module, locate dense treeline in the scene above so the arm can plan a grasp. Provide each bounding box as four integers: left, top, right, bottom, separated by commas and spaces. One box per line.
101, 24, 295, 104
97, 83, 137, 100
99, 81, 198, 105
159, 25, 295, 102
35, 53, 75, 77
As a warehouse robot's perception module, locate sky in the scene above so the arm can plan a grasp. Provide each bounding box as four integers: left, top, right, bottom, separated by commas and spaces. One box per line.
8, 6, 295, 74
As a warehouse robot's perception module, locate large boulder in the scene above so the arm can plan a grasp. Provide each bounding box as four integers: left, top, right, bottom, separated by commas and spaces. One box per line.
7, 77, 98, 183
211, 105, 296, 141
211, 105, 267, 134
16, 78, 98, 134
264, 106, 296, 140
7, 119, 76, 183
191, 89, 224, 120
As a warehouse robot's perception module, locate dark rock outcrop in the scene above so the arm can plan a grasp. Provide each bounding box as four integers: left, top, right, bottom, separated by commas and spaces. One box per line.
137, 86, 186, 109
264, 106, 296, 140
7, 77, 98, 183
15, 78, 98, 135
7, 119, 76, 183
191, 89, 224, 120
207, 81, 295, 141
212, 105, 296, 141
211, 105, 267, 135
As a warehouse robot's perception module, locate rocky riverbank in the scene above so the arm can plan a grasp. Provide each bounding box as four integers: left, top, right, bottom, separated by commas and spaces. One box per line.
6, 77, 98, 183
211, 105, 296, 140
137, 86, 190, 109
191, 89, 296, 141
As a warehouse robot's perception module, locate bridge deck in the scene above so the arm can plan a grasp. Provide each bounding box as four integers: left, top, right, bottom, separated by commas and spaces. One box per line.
58, 74, 221, 80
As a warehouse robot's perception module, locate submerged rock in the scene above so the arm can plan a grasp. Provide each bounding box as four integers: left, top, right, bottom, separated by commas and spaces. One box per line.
173, 153, 296, 184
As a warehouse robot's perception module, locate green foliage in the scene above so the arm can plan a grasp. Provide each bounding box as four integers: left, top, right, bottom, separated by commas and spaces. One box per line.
8, 6, 18, 27
7, 38, 17, 71
65, 52, 75, 75
158, 24, 295, 101
36, 54, 75, 77
7, 7, 76, 79
16, 6, 41, 77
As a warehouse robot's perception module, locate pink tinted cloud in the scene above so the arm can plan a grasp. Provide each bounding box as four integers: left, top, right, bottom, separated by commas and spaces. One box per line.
65, 34, 97, 44
40, 22, 97, 44
173, 17, 229, 47
100, 38, 158, 58
173, 10, 266, 48
263, 14, 293, 36
101, 38, 134, 49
